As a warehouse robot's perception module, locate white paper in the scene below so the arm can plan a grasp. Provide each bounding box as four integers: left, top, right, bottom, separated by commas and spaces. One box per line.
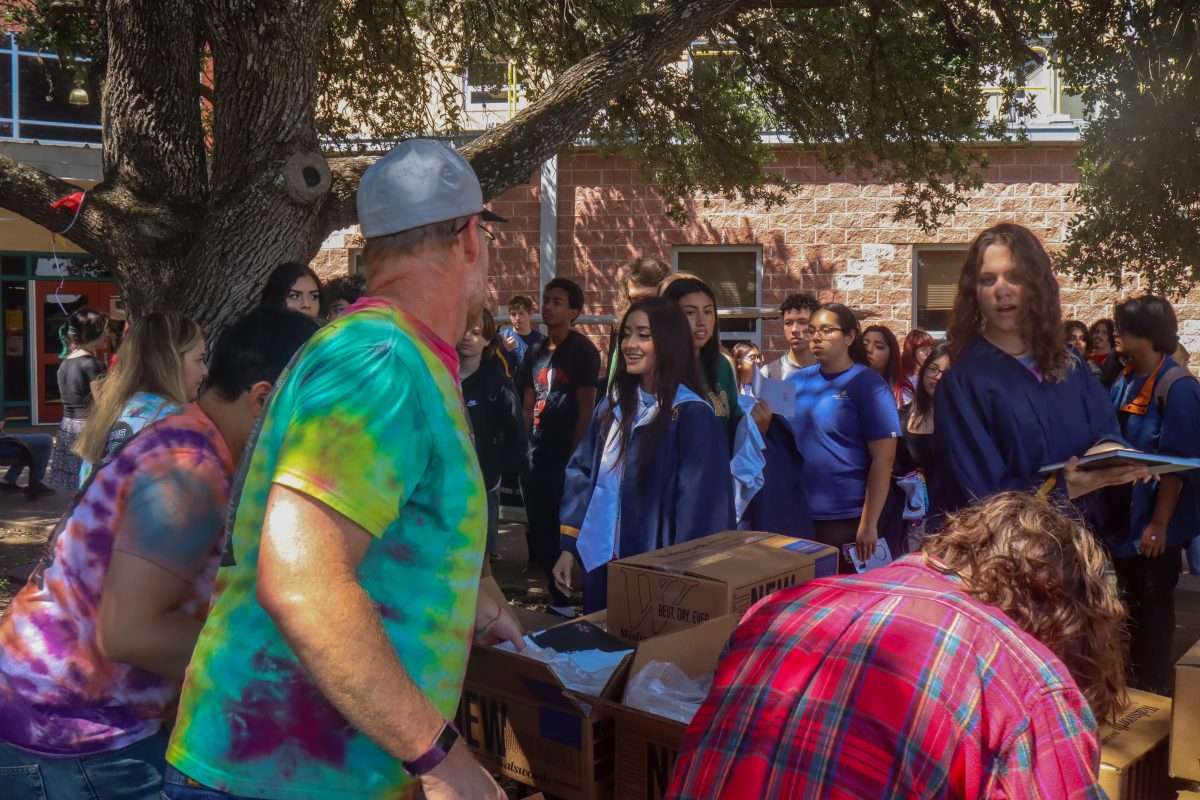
492, 639, 632, 696
757, 377, 795, 416
843, 539, 894, 574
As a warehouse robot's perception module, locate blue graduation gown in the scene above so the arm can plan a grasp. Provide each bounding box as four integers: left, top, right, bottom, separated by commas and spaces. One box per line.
933, 338, 1123, 515
559, 386, 735, 613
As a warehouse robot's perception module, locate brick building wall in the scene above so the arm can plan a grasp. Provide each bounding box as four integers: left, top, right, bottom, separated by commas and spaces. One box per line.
318, 142, 1194, 366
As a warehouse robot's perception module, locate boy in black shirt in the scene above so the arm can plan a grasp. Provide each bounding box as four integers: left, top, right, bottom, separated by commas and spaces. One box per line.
518, 278, 600, 616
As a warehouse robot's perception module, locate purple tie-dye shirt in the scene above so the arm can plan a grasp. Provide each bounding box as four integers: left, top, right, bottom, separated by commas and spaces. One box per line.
0, 405, 233, 756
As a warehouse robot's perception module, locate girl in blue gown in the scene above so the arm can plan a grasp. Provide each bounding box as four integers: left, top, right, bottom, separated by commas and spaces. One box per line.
933, 223, 1145, 515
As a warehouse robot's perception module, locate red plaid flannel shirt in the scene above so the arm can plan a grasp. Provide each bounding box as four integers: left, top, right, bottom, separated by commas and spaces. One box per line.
668, 555, 1104, 799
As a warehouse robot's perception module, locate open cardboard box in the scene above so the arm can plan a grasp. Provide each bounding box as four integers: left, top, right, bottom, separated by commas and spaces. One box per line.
607, 531, 837, 642
456, 578, 630, 800
585, 613, 741, 800
1173, 637, 1200, 781
1099, 689, 1173, 800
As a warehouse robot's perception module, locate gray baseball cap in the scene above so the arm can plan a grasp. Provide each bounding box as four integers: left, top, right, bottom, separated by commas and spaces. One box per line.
356, 139, 506, 239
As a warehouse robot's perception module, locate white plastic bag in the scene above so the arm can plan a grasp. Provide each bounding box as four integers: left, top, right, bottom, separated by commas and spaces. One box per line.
493, 638, 629, 696
622, 661, 713, 724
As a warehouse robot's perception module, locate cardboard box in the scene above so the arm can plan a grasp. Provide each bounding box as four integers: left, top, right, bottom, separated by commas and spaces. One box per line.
593, 614, 741, 800
457, 584, 631, 800
1099, 689, 1173, 800
1173, 638, 1200, 781
607, 531, 837, 642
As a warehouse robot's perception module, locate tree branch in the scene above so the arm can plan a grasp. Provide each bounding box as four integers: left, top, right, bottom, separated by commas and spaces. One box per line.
987, 0, 1043, 65
321, 0, 758, 232
0, 153, 112, 256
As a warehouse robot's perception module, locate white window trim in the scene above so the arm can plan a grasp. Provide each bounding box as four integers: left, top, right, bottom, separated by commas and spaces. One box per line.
672, 244, 764, 347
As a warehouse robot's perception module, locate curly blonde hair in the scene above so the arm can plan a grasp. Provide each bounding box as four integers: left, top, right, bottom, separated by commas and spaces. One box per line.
922, 492, 1127, 724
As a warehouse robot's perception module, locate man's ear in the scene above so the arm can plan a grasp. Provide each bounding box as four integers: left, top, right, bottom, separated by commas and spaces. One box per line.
569, 307, 581, 326
247, 381, 273, 419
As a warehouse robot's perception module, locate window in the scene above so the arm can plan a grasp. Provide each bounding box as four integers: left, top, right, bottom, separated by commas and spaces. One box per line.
913, 246, 967, 333
674, 246, 762, 343
464, 61, 511, 109
350, 248, 364, 275
0, 35, 101, 144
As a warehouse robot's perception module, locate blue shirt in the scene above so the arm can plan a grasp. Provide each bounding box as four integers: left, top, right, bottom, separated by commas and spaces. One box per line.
786, 363, 901, 519
1108, 358, 1200, 557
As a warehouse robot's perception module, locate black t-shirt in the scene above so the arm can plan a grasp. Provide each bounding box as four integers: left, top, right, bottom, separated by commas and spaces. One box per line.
518, 330, 601, 466
57, 354, 106, 419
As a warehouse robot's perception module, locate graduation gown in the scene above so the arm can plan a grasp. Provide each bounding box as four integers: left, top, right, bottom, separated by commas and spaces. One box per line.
559, 386, 735, 613
932, 337, 1123, 516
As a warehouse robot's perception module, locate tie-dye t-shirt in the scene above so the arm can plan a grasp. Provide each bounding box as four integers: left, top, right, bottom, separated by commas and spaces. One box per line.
167, 299, 486, 800
0, 405, 233, 756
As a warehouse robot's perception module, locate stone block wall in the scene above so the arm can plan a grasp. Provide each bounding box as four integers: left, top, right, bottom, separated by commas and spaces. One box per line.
317, 143, 1195, 366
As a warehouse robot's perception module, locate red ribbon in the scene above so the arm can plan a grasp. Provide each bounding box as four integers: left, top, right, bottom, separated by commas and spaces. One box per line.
49, 191, 86, 214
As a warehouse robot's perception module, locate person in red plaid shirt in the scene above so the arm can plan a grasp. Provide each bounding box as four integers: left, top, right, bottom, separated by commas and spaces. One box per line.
669, 492, 1127, 799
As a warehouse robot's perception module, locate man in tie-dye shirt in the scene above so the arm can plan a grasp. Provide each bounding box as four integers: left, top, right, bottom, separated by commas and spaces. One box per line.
165, 140, 522, 800
0, 308, 317, 800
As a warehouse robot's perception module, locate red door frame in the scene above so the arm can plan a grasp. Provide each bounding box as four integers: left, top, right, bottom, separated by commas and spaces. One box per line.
33, 280, 116, 424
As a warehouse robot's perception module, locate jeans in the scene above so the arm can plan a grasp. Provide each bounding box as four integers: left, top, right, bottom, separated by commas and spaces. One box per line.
0, 433, 53, 486
0, 729, 169, 800
160, 766, 254, 799
1113, 549, 1182, 694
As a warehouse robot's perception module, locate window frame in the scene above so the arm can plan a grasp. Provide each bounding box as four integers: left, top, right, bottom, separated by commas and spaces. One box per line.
911, 244, 968, 337
1, 34, 102, 145
672, 244, 763, 347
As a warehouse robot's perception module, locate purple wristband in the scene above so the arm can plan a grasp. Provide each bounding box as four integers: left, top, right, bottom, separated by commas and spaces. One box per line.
403, 721, 460, 777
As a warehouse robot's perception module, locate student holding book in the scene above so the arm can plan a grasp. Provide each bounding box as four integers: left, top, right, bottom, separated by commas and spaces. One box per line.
1103, 295, 1200, 694
934, 223, 1146, 515
553, 298, 734, 613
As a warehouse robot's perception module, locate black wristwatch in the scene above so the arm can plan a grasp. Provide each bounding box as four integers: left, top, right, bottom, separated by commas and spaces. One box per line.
402, 721, 460, 777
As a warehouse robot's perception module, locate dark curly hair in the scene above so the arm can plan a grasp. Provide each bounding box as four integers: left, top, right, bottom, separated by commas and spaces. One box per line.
947, 224, 1071, 381
922, 492, 1127, 725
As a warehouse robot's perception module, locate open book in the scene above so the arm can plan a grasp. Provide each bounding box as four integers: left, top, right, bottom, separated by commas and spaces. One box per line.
1038, 450, 1200, 476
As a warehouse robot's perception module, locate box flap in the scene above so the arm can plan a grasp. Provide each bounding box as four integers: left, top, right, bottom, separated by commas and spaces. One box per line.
627, 613, 741, 679
613, 531, 834, 583
1099, 689, 1171, 771
1178, 638, 1200, 670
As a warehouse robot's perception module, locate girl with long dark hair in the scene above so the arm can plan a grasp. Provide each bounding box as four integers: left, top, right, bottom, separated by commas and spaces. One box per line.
863, 325, 904, 407
661, 277, 744, 440
459, 309, 527, 562
553, 298, 734, 612
261, 262, 327, 321
786, 303, 899, 572
934, 223, 1146, 515
895, 341, 950, 550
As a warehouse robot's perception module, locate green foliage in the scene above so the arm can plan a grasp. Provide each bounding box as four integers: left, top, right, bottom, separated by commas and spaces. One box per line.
1053, 1, 1200, 294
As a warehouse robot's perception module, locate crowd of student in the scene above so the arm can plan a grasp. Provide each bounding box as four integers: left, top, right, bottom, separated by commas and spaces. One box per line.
0, 138, 1195, 799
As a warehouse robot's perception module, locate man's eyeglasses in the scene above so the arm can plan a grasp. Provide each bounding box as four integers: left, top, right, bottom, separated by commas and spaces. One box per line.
804, 326, 845, 340
453, 217, 497, 242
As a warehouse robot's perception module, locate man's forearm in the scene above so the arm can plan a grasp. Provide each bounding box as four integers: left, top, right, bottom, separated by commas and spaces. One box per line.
263, 572, 444, 763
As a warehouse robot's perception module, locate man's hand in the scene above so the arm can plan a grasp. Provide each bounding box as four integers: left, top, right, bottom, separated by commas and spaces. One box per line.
552, 550, 578, 598
1063, 456, 1149, 499
473, 591, 523, 650
854, 521, 878, 564
1140, 522, 1166, 558
420, 740, 506, 800
750, 399, 771, 436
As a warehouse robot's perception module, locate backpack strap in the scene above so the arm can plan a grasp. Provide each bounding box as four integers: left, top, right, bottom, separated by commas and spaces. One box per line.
1154, 365, 1197, 413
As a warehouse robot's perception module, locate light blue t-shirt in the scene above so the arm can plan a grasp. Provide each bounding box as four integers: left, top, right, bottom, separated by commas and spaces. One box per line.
786, 363, 901, 519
